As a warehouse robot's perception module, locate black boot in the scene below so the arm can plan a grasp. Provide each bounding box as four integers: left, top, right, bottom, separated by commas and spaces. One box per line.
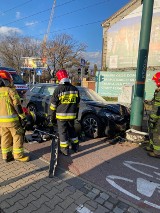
60, 147, 69, 156
109, 136, 121, 145
71, 143, 79, 153
3, 151, 14, 163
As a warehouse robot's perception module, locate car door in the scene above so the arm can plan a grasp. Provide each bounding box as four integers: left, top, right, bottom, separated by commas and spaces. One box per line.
40, 85, 57, 114
78, 87, 92, 120
29, 85, 43, 106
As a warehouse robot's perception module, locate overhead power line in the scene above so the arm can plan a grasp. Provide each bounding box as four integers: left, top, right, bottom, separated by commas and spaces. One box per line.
18, 0, 111, 30
4, 8, 51, 26
3, 0, 77, 26
16, 0, 110, 29
54, 0, 111, 19
31, 20, 104, 40
2, 0, 140, 44
1, 0, 34, 14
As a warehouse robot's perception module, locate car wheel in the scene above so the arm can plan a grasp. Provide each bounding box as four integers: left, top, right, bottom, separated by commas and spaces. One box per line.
27, 104, 37, 123
82, 114, 104, 138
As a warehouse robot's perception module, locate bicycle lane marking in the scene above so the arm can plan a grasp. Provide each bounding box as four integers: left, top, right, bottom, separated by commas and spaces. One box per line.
123, 161, 160, 180
106, 161, 160, 210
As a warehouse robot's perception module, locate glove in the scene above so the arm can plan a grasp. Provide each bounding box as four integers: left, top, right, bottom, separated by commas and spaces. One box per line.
47, 111, 56, 125
46, 116, 54, 127
48, 120, 53, 127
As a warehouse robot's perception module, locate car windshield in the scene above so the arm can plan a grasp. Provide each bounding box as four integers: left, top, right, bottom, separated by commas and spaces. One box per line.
79, 88, 107, 103
30, 86, 42, 94
42, 86, 56, 96
11, 73, 25, 84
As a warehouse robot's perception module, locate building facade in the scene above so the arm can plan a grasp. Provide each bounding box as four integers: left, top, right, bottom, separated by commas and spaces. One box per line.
101, 0, 160, 70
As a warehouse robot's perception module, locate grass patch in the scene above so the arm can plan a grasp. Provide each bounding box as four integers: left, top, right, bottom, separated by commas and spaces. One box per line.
102, 96, 118, 102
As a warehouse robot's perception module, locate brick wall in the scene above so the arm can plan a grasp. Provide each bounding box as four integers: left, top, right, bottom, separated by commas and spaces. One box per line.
82, 79, 95, 91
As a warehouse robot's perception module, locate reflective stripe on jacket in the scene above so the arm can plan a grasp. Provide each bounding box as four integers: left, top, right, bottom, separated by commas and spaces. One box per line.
0, 86, 23, 127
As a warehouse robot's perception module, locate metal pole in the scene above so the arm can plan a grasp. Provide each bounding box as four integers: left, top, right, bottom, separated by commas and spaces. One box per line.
81, 67, 83, 86
32, 69, 35, 84
130, 0, 154, 131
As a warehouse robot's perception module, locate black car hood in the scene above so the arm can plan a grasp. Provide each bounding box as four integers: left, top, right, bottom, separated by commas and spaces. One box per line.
85, 101, 127, 115
85, 101, 117, 108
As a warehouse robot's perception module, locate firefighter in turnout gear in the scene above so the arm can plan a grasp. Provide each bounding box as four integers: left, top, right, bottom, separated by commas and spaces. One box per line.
146, 72, 160, 158
48, 69, 80, 156
0, 70, 30, 162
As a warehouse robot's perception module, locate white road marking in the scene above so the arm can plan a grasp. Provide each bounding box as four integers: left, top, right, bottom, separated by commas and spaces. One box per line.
106, 175, 141, 200
123, 161, 159, 178
106, 175, 160, 209
144, 200, 160, 209
137, 178, 160, 197
154, 172, 160, 176
154, 172, 160, 180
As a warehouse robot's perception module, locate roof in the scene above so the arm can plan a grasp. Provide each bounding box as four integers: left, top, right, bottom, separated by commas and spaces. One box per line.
101, 0, 141, 28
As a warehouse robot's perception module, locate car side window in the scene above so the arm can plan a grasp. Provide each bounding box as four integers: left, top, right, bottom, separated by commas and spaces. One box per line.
30, 86, 41, 94
42, 86, 56, 96
79, 90, 91, 101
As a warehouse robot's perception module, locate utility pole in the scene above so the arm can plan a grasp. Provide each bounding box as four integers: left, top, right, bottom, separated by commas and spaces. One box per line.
32, 68, 36, 84
80, 58, 85, 86
130, 0, 154, 131
81, 67, 83, 86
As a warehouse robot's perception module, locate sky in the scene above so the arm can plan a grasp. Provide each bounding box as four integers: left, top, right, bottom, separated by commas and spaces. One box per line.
0, 0, 131, 68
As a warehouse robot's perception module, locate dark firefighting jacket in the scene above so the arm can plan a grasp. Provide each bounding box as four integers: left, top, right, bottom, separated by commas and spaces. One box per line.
149, 88, 160, 124
148, 88, 160, 152
49, 83, 80, 120
0, 86, 25, 127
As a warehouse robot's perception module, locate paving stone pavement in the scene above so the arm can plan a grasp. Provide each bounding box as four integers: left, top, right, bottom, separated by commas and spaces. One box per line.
0, 151, 149, 213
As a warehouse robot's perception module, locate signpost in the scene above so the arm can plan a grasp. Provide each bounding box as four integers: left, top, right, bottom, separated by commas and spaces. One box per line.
36, 68, 42, 76
80, 58, 85, 86
81, 58, 85, 66
36, 68, 42, 83
21, 57, 47, 84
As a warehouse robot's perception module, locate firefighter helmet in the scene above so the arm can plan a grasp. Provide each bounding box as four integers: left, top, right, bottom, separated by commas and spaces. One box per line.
152, 72, 160, 87
0, 70, 13, 83
56, 69, 69, 83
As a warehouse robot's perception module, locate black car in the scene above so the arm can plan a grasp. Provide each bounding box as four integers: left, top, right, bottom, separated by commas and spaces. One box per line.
22, 83, 130, 138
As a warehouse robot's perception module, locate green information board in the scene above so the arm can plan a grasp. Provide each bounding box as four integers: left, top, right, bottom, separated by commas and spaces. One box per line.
95, 71, 157, 100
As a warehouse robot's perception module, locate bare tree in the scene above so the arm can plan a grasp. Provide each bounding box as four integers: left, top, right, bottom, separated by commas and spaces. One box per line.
0, 34, 40, 72
47, 33, 87, 70
0, 33, 87, 82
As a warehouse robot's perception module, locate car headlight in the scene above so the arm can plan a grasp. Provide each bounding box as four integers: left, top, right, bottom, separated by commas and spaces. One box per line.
104, 113, 114, 119
104, 113, 122, 121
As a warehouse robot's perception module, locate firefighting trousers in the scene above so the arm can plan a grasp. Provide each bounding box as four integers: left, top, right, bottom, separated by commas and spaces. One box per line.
57, 120, 79, 149
148, 114, 160, 155
0, 125, 24, 160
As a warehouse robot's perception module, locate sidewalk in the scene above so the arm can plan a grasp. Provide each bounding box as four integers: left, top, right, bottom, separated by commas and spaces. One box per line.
0, 148, 149, 213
